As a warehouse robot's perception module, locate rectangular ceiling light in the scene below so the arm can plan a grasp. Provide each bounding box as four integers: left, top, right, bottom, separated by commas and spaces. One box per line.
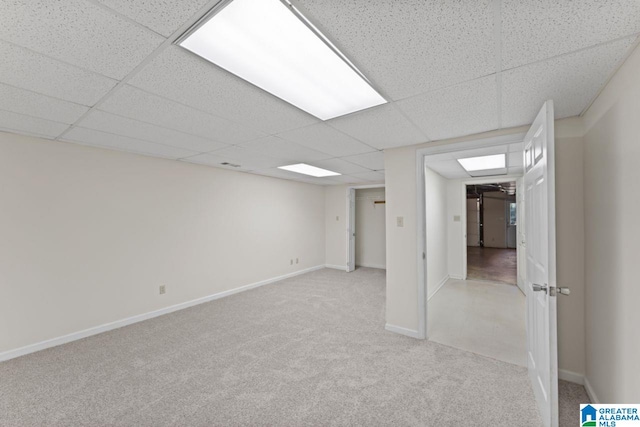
278, 163, 341, 177
457, 154, 506, 172
178, 0, 386, 120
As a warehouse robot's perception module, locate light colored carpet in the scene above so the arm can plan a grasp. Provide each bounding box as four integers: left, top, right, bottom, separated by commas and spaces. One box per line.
428, 278, 527, 367
1, 267, 587, 426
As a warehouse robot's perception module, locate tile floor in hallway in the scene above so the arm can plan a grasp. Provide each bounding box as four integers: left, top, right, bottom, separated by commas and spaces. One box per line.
428, 278, 527, 366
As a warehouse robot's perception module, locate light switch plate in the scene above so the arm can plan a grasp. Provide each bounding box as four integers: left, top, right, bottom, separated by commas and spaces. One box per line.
453, 215, 461, 222
397, 216, 404, 227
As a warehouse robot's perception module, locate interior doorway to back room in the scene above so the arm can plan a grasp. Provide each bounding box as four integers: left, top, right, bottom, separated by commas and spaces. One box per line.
465, 182, 517, 285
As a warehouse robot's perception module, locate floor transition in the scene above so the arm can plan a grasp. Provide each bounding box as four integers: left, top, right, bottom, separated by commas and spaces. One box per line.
1, 268, 586, 426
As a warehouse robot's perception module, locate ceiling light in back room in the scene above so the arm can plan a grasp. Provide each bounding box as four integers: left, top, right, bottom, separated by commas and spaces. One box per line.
457, 154, 506, 172
177, 0, 386, 120
278, 163, 341, 177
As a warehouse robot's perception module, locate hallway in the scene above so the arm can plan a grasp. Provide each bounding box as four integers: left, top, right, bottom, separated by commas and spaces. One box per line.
467, 247, 517, 285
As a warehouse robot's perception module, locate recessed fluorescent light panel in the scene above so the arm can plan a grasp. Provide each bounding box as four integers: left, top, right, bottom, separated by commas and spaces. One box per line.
278, 163, 341, 177
178, 0, 386, 120
457, 154, 506, 172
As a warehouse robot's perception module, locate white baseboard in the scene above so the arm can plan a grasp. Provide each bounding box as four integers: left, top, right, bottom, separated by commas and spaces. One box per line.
559, 369, 584, 385
385, 323, 422, 339
0, 265, 325, 363
427, 275, 450, 301
583, 376, 600, 404
355, 263, 386, 270
325, 264, 346, 271
449, 274, 464, 280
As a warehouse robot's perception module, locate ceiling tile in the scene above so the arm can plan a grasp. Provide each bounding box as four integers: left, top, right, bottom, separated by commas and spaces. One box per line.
326, 174, 370, 184
396, 75, 499, 141
239, 136, 332, 163
0, 40, 117, 106
508, 143, 523, 153
348, 171, 385, 182
62, 127, 197, 159
508, 152, 523, 167
99, 85, 265, 144
502, 0, 640, 69
297, 0, 495, 100
0, 83, 88, 124
327, 104, 427, 149
426, 161, 470, 180
128, 46, 318, 134
0, 110, 68, 139
78, 110, 228, 153
250, 168, 335, 186
508, 166, 524, 175
502, 37, 636, 127
94, 0, 212, 37
341, 151, 385, 171
277, 123, 376, 157
185, 146, 286, 171
310, 158, 371, 175
0, 0, 164, 79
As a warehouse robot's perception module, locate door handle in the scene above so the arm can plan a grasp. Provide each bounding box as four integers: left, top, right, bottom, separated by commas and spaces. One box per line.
532, 284, 570, 296
532, 283, 547, 294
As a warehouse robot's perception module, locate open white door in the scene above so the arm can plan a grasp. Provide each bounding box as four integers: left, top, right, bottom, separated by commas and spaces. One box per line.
347, 188, 356, 272
524, 100, 564, 427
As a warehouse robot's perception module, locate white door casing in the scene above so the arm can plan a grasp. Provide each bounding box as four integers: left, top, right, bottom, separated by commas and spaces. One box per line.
347, 188, 356, 272
516, 177, 526, 295
524, 101, 558, 427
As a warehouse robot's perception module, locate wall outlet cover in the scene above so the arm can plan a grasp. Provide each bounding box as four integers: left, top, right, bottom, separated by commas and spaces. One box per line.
159, 285, 166, 295
397, 216, 404, 227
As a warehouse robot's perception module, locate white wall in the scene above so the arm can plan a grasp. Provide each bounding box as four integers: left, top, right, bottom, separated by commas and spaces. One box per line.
355, 188, 386, 269
424, 166, 448, 299
384, 122, 586, 376
324, 185, 348, 269
0, 132, 326, 355
581, 43, 640, 403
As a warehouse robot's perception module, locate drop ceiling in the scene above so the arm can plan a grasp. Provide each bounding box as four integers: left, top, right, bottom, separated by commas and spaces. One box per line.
425, 142, 524, 180
0, 0, 638, 185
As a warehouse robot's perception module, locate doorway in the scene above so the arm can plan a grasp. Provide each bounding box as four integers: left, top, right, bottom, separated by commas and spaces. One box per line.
346, 185, 386, 272
465, 182, 517, 286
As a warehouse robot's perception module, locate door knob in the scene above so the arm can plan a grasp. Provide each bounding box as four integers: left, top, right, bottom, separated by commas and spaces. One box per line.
555, 287, 570, 296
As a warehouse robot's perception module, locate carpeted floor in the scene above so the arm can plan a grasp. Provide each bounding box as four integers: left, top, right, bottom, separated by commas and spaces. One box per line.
1, 267, 584, 426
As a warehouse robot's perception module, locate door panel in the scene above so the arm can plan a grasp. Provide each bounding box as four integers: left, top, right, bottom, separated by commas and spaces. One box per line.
524, 101, 558, 427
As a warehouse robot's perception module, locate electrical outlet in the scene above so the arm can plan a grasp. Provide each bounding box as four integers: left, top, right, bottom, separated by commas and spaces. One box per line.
336, 216, 339, 221
159, 285, 166, 295
296, 258, 299, 264
397, 216, 404, 227
290, 259, 293, 265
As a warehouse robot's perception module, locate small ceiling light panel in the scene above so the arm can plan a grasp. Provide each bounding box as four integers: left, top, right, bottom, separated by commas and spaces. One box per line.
278, 163, 341, 177
177, 0, 386, 120
457, 154, 506, 172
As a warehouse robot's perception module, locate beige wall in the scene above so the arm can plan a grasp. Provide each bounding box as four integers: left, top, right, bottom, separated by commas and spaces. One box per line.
384, 122, 586, 375
581, 44, 640, 402
483, 191, 511, 248
0, 132, 326, 354
324, 185, 348, 269
424, 165, 448, 298
355, 188, 386, 269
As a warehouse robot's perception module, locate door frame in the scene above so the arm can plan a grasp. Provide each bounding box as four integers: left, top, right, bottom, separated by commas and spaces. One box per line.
460, 176, 521, 282
346, 184, 386, 272
416, 133, 525, 339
